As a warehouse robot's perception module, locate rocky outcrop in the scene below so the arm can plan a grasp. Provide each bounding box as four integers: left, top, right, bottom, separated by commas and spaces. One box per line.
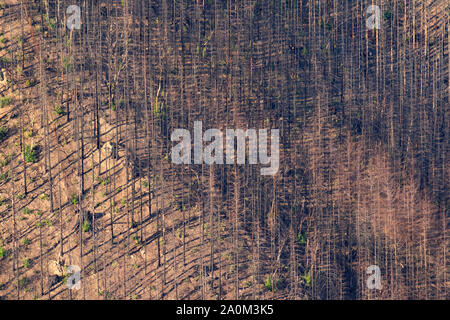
102, 141, 118, 159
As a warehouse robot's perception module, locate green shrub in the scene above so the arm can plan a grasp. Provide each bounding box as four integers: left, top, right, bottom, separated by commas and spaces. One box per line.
21, 207, 33, 215
0, 96, 12, 108
25, 79, 36, 87
54, 105, 65, 116
24, 130, 34, 138
62, 275, 68, 284
0, 154, 9, 167
0, 126, 8, 140
82, 220, 90, 232
39, 193, 49, 201
0, 247, 6, 258
384, 10, 392, 21
264, 275, 275, 292
297, 232, 306, 245
302, 273, 311, 286
23, 258, 31, 269
0, 171, 10, 182
132, 235, 141, 245
301, 47, 308, 57
97, 177, 110, 187
48, 18, 56, 29
36, 219, 51, 228
17, 193, 25, 200
71, 194, 79, 205
22, 238, 31, 246
152, 102, 166, 119
24, 144, 38, 163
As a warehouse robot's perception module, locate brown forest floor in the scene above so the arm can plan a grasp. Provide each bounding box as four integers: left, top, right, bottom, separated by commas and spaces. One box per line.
0, 0, 448, 300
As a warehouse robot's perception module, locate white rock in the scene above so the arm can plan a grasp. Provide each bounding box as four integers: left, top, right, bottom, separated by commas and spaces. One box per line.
102, 141, 117, 158
48, 260, 64, 276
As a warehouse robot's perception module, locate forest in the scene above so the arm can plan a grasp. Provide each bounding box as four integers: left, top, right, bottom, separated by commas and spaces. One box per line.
0, 0, 448, 300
